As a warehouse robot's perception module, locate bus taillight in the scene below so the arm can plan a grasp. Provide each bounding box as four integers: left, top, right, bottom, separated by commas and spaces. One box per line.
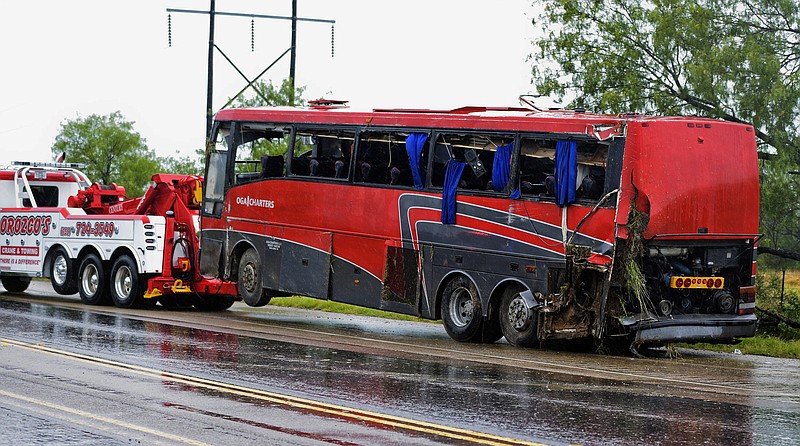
738, 285, 756, 315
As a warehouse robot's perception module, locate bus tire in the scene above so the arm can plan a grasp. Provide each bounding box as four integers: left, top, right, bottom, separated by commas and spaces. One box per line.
1, 276, 31, 293
499, 287, 539, 347
110, 255, 145, 309
238, 249, 271, 307
49, 247, 78, 295
78, 253, 111, 305
193, 295, 237, 311
440, 275, 484, 343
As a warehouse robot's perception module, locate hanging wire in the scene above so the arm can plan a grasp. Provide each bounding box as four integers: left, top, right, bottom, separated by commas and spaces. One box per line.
250, 17, 255, 52
168, 13, 172, 47
331, 24, 335, 57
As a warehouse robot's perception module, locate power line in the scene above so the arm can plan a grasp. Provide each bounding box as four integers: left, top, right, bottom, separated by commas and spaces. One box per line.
166, 2, 336, 139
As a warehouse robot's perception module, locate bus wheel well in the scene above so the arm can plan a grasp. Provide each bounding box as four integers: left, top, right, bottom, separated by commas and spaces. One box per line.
228, 241, 256, 281
489, 280, 529, 315
434, 271, 477, 321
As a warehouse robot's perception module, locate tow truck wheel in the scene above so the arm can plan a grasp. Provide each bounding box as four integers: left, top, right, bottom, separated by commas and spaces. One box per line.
78, 253, 111, 305
499, 287, 539, 347
1, 276, 31, 293
238, 248, 271, 307
110, 255, 145, 309
49, 247, 78, 295
440, 275, 485, 343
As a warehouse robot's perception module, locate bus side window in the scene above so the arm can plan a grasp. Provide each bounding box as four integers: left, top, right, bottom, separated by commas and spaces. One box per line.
430, 133, 513, 192
232, 126, 291, 185
519, 138, 555, 197
291, 129, 354, 180
518, 138, 608, 201
356, 131, 421, 187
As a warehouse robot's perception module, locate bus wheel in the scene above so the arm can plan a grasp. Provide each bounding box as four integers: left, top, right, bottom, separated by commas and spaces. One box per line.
499, 287, 539, 347
441, 275, 484, 343
193, 295, 237, 311
238, 249, 271, 307
1, 276, 31, 293
78, 253, 111, 305
49, 247, 78, 295
110, 255, 145, 309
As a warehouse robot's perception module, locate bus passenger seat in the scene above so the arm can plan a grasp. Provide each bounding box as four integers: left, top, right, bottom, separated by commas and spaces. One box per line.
389, 167, 400, 185
545, 175, 555, 196
309, 159, 320, 176
334, 160, 345, 178
360, 162, 371, 182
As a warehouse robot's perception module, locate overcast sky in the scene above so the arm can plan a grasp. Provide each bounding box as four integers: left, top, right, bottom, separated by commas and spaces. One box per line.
0, 1, 546, 167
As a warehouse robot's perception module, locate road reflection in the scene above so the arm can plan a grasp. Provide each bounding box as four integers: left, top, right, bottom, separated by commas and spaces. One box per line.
1, 298, 788, 445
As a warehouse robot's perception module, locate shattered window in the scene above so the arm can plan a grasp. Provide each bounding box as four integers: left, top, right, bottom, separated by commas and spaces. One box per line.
518, 137, 609, 201
430, 133, 514, 192
290, 128, 355, 180
355, 131, 428, 187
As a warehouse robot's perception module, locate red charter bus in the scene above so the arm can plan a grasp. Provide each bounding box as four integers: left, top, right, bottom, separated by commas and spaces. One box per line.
200, 100, 760, 351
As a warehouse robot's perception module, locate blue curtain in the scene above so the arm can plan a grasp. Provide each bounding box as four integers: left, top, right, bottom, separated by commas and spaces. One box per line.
491, 143, 520, 199
405, 133, 427, 190
555, 140, 577, 207
441, 160, 465, 224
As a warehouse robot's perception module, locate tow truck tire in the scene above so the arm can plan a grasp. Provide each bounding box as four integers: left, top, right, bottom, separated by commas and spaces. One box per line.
440, 275, 484, 343
238, 248, 271, 307
499, 287, 539, 347
49, 247, 78, 295
1, 276, 31, 293
110, 255, 145, 309
78, 253, 111, 305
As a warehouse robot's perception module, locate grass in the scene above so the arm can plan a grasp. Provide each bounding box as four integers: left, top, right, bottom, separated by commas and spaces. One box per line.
679, 268, 800, 359
680, 337, 800, 359
268, 296, 433, 323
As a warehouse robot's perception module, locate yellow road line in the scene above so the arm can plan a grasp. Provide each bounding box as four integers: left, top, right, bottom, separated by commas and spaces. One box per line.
0, 388, 211, 446
1, 337, 547, 446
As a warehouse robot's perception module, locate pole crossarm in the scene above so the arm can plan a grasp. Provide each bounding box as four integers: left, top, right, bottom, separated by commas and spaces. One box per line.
219, 47, 293, 112
166, 8, 335, 25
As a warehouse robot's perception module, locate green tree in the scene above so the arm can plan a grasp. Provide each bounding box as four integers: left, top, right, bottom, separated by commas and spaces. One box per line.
52, 111, 159, 197
158, 154, 203, 176
229, 78, 306, 159
531, 0, 800, 262
231, 77, 306, 109
530, 0, 799, 156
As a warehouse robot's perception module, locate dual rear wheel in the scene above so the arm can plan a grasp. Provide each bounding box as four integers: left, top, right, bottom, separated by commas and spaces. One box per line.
440, 275, 539, 347
77, 253, 146, 307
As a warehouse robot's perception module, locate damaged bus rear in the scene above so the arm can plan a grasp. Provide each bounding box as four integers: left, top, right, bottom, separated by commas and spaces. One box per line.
607, 117, 760, 348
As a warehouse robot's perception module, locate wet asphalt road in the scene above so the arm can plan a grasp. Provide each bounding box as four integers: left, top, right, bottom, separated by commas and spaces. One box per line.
1, 281, 799, 445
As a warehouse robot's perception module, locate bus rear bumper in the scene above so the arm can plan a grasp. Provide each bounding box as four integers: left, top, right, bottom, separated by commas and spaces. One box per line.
624, 313, 758, 346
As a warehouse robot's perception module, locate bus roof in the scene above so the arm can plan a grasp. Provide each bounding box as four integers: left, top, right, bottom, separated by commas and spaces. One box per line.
214, 104, 750, 135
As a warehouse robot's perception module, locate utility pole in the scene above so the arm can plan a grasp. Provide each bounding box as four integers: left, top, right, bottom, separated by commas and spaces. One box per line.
167, 2, 335, 139
206, 0, 216, 139
290, 0, 297, 105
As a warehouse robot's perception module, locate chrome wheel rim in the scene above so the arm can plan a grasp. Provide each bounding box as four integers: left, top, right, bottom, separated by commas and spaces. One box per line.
82, 264, 99, 296
507, 295, 530, 331
53, 255, 68, 286
114, 265, 133, 299
448, 287, 474, 327
242, 263, 257, 293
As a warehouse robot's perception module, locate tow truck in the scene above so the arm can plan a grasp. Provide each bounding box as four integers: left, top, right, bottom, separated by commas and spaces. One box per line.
0, 161, 238, 310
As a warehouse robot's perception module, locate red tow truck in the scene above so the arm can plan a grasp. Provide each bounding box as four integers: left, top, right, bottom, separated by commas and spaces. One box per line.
0, 161, 238, 309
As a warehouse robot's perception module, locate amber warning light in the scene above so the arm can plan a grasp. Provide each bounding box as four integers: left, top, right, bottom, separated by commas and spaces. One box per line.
670, 276, 724, 289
